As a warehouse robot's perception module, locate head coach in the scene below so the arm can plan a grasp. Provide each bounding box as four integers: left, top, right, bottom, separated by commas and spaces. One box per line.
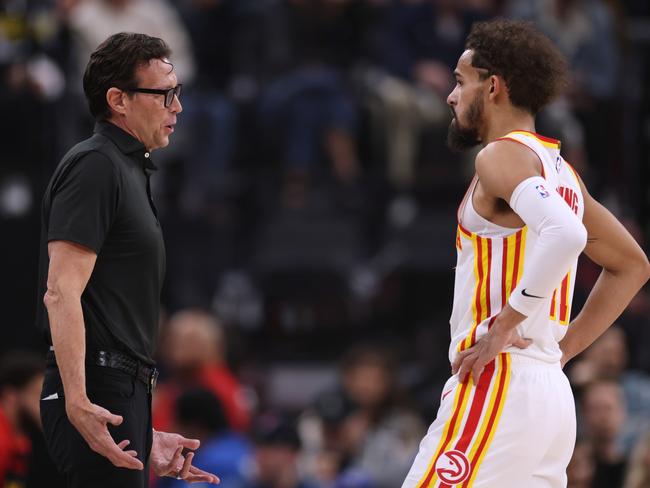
36, 32, 219, 487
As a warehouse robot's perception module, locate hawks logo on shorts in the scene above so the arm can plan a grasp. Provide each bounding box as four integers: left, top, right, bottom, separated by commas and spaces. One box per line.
435, 450, 470, 485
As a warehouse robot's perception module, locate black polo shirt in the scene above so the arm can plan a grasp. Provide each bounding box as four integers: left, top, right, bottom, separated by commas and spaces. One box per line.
36, 121, 165, 365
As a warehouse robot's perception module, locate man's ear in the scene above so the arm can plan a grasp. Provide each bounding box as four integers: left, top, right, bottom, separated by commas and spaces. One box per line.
488, 75, 504, 99
106, 87, 128, 116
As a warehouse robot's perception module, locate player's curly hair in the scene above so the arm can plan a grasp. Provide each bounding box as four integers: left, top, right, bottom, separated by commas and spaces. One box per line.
466, 20, 568, 115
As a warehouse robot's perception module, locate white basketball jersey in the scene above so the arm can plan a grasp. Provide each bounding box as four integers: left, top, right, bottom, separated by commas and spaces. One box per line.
449, 131, 584, 364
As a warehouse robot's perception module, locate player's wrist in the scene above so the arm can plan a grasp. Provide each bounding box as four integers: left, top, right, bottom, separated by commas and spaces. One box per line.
494, 305, 526, 332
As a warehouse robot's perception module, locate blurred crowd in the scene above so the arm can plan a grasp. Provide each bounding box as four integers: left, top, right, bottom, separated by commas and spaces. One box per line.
4, 318, 650, 487
1, 0, 650, 487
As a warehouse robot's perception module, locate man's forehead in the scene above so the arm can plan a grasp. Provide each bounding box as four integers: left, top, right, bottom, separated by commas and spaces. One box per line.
455, 50, 476, 75
137, 58, 177, 85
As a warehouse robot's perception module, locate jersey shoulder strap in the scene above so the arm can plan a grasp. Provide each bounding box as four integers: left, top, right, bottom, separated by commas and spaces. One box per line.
496, 130, 562, 183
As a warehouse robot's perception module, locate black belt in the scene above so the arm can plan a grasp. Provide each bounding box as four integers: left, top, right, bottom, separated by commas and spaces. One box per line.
47, 349, 158, 393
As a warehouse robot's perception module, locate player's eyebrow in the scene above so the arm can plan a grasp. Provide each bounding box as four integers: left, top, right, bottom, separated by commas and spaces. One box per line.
454, 70, 463, 79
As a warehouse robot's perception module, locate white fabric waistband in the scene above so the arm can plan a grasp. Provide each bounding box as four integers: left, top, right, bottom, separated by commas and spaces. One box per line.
508, 352, 562, 369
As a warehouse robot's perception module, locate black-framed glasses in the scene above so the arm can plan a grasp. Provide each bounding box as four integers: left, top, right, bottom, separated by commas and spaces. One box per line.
126, 84, 182, 108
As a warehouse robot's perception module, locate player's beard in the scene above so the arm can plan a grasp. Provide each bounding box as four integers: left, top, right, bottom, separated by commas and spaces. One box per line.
447, 94, 484, 152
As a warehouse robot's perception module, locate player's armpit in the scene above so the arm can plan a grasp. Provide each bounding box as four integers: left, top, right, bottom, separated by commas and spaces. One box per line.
475, 139, 542, 203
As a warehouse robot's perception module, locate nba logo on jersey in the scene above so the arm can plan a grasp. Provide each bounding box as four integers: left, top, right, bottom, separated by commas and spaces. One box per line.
435, 450, 471, 484
555, 156, 562, 173
535, 184, 550, 198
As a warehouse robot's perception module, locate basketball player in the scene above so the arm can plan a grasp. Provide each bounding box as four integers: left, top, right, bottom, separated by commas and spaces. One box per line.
402, 20, 650, 488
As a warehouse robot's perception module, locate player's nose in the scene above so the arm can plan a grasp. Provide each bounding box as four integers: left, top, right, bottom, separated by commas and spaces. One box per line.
447, 89, 457, 107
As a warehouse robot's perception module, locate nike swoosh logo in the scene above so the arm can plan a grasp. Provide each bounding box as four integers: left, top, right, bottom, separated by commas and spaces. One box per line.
522, 289, 544, 299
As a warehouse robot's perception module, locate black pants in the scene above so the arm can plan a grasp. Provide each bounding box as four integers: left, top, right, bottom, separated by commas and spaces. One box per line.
40, 364, 153, 488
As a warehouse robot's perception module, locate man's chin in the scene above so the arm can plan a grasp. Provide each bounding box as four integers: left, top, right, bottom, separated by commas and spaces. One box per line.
447, 121, 481, 152
152, 137, 170, 151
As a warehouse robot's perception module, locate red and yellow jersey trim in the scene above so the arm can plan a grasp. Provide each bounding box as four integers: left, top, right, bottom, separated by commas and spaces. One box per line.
548, 160, 580, 326
505, 130, 561, 150
457, 227, 527, 352
549, 270, 572, 325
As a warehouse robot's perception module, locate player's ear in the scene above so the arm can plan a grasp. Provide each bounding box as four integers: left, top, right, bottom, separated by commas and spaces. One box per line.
488, 75, 501, 99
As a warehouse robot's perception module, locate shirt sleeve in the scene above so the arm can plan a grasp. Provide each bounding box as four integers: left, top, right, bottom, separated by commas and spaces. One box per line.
47, 151, 120, 253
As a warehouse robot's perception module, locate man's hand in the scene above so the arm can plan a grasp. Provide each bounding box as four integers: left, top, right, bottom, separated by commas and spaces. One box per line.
151, 430, 220, 484
452, 321, 531, 384
66, 398, 144, 470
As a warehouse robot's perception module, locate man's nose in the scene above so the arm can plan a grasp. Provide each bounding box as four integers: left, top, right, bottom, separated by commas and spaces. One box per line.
171, 94, 182, 114
447, 90, 457, 107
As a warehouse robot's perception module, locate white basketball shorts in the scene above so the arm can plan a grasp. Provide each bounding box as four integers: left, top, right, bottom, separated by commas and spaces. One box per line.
402, 353, 576, 488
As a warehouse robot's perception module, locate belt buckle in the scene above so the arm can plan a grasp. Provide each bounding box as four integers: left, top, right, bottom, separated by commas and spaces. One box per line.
97, 350, 109, 367
149, 368, 159, 393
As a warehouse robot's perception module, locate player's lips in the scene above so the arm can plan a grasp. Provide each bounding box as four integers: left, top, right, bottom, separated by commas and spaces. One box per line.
164, 122, 175, 133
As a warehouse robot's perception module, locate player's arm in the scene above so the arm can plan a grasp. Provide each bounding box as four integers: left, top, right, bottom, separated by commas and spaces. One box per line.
559, 178, 650, 366
44, 240, 143, 470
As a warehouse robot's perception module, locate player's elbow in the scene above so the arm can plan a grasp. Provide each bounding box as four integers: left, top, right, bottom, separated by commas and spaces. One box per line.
562, 221, 588, 258
622, 253, 650, 292
611, 246, 650, 288
635, 253, 650, 286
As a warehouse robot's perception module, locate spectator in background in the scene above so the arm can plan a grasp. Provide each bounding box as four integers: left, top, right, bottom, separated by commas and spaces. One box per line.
302, 345, 423, 488
0, 351, 64, 488
507, 0, 621, 195
624, 429, 650, 488
567, 439, 595, 488
0, 2, 67, 104
618, 289, 650, 374
161, 0, 242, 211
65, 0, 195, 84
245, 413, 318, 488
158, 388, 252, 488
580, 380, 628, 488
569, 325, 650, 453
154, 309, 251, 433
259, 0, 365, 208
0, 0, 67, 240
361, 0, 491, 191
507, 0, 619, 102
338, 346, 423, 488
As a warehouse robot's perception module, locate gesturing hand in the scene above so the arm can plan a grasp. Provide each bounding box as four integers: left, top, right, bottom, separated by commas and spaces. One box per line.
66, 398, 144, 470
151, 430, 220, 484
452, 323, 531, 384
